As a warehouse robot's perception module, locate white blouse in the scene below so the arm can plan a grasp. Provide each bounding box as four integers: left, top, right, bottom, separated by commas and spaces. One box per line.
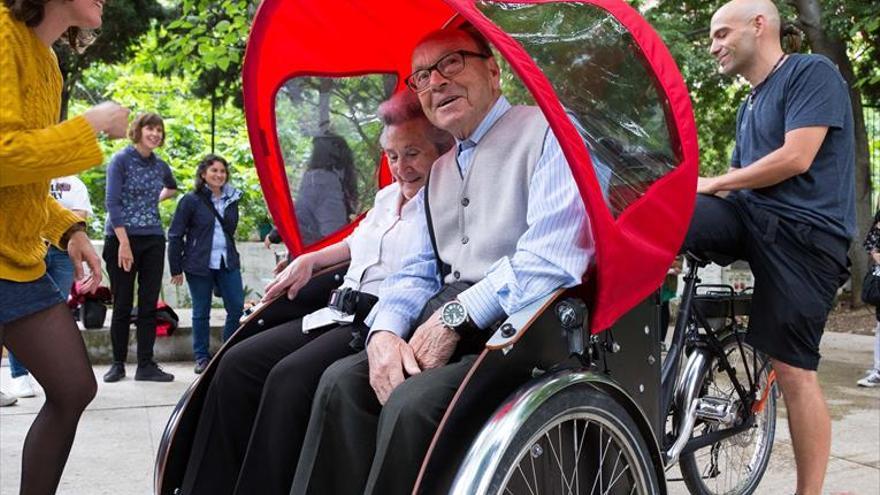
340, 182, 422, 295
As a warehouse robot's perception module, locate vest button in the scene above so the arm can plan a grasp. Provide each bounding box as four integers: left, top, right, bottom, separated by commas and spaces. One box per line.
461, 198, 469, 207
454, 270, 461, 279
461, 236, 469, 245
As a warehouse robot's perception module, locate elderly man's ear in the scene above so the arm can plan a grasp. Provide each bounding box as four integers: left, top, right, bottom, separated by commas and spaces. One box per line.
488, 58, 502, 93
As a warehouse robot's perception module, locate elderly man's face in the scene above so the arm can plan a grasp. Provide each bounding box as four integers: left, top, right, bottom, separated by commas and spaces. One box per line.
411, 32, 500, 140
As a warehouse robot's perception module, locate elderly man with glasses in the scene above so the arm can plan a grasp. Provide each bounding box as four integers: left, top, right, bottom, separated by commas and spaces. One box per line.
290, 24, 592, 495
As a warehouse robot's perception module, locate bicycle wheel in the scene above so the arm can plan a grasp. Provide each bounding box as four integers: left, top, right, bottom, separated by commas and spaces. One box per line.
487, 386, 659, 495
679, 331, 777, 495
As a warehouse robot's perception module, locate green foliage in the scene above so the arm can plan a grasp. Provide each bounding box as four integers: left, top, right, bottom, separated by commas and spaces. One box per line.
71, 62, 267, 240
157, 0, 256, 106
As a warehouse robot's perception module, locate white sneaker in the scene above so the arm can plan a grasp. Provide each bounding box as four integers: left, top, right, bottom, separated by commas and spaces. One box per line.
857, 370, 880, 388
0, 391, 17, 407
10, 375, 36, 398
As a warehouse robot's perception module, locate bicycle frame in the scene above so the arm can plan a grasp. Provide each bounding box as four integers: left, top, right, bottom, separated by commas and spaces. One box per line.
659, 255, 769, 466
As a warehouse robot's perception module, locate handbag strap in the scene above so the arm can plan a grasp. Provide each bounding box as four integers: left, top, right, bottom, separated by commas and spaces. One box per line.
198, 192, 235, 239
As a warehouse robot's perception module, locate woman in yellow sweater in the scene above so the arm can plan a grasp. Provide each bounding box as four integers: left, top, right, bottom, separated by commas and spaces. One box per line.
0, 1, 129, 493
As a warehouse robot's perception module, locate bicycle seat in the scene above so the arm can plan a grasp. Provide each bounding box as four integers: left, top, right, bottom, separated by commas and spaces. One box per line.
685, 250, 737, 267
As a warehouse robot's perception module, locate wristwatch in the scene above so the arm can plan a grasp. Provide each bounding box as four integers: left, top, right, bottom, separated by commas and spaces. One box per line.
439, 300, 473, 335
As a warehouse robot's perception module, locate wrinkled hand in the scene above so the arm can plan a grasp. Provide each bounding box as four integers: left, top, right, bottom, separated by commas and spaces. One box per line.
67, 231, 102, 294
262, 254, 314, 301
409, 310, 460, 371
170, 274, 184, 286
367, 331, 421, 405
272, 257, 288, 276
83, 101, 130, 139
118, 242, 133, 272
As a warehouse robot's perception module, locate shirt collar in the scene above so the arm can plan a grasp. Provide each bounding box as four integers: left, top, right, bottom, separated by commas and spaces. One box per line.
455, 95, 511, 153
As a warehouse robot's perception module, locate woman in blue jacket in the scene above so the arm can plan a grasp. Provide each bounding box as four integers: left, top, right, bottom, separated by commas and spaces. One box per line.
168, 154, 244, 374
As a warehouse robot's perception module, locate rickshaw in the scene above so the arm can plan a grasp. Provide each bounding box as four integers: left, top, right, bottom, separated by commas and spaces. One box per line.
155, 1, 778, 493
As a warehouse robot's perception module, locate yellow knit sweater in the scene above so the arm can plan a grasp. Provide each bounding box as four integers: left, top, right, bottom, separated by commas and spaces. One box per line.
0, 5, 104, 282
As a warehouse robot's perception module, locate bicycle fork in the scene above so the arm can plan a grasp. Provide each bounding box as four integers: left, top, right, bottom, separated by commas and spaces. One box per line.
665, 348, 710, 466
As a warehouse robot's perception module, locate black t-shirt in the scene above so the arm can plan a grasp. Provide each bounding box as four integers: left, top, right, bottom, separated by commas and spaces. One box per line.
730, 53, 856, 240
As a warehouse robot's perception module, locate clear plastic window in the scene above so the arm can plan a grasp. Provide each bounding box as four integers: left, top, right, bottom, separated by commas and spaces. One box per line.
274, 74, 396, 245
480, 2, 682, 217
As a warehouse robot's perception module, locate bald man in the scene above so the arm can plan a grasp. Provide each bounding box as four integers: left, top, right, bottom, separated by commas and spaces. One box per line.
684, 1, 855, 493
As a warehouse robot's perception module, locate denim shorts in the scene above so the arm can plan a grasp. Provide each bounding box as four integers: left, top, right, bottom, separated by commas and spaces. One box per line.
0, 274, 64, 325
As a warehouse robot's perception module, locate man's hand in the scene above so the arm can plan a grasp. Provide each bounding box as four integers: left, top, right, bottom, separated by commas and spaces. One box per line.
67, 231, 102, 294
409, 309, 460, 371
170, 274, 184, 286
697, 176, 722, 195
118, 241, 133, 272
262, 254, 314, 302
367, 331, 421, 405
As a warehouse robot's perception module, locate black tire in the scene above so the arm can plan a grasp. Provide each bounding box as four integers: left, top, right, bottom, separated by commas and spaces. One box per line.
487, 386, 659, 495
679, 331, 777, 495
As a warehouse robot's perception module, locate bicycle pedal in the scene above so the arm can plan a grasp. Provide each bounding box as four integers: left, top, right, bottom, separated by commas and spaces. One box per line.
695, 396, 736, 424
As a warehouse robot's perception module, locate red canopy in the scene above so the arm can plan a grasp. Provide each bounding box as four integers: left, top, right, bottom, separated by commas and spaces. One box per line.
242, 0, 698, 332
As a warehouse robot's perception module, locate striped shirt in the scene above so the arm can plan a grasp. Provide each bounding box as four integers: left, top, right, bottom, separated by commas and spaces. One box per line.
367, 96, 593, 339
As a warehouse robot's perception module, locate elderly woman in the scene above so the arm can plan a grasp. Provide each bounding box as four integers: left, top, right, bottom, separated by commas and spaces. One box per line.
180, 91, 453, 495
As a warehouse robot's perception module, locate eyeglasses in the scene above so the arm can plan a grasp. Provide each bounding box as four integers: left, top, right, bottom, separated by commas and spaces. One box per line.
406, 50, 491, 93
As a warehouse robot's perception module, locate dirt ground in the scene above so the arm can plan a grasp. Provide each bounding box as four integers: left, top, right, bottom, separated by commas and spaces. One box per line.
826, 299, 878, 335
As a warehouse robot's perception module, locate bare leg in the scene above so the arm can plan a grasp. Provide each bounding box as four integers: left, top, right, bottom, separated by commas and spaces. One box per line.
771, 358, 829, 495
0, 303, 97, 495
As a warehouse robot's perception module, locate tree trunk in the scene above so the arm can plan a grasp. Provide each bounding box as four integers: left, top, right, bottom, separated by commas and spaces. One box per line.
791, 0, 872, 306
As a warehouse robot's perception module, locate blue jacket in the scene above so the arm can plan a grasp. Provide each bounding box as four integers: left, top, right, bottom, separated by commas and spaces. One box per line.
168, 186, 241, 276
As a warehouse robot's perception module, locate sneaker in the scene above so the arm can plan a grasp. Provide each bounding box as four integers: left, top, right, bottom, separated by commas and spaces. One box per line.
194, 358, 209, 375
135, 361, 174, 382
0, 391, 17, 407
857, 370, 880, 388
103, 362, 126, 383
9, 375, 36, 398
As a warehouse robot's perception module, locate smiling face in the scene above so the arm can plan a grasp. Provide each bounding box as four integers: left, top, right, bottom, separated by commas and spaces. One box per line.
383, 119, 440, 200
709, 7, 757, 77
64, 0, 107, 30
138, 124, 164, 152
200, 161, 228, 190
411, 31, 500, 140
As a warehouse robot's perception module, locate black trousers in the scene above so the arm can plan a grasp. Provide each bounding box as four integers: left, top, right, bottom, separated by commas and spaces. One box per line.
103, 235, 165, 365
683, 194, 849, 370
181, 317, 361, 495
291, 283, 485, 495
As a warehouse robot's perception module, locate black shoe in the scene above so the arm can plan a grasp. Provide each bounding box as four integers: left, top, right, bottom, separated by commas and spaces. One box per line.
103, 362, 126, 383
135, 361, 175, 382
194, 358, 209, 375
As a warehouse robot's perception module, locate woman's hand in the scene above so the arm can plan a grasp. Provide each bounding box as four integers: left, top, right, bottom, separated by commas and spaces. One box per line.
83, 102, 130, 139
262, 254, 316, 302
170, 274, 184, 286
871, 251, 880, 265
67, 232, 102, 294
118, 241, 134, 272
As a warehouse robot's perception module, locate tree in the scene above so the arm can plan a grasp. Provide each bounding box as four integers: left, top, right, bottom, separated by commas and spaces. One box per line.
54, 0, 165, 120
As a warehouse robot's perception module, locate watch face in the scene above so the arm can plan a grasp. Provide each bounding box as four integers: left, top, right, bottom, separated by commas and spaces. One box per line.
442, 301, 467, 328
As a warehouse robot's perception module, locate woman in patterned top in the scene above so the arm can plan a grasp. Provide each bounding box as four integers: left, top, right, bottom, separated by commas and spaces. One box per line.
102, 113, 178, 383
859, 209, 880, 387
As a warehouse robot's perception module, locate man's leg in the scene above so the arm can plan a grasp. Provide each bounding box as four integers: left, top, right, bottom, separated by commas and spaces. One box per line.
771, 359, 829, 495
233, 324, 356, 495
290, 352, 379, 495
364, 354, 477, 495
681, 194, 747, 262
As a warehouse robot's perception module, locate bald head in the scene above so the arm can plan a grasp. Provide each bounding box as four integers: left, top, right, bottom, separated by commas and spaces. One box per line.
712, 0, 781, 37
709, 0, 785, 81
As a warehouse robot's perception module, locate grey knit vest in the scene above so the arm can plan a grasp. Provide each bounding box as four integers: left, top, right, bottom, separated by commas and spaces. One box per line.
427, 105, 549, 285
